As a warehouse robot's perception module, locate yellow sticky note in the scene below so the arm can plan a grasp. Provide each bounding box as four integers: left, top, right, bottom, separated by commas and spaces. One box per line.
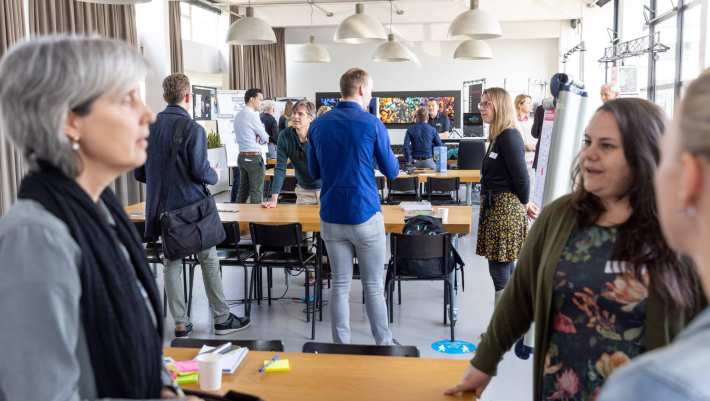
263, 359, 290, 373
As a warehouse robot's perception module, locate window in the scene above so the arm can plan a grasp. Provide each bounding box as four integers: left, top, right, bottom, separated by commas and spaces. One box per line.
620, 0, 649, 41
681, 4, 701, 82
179, 4, 220, 47
654, 17, 677, 87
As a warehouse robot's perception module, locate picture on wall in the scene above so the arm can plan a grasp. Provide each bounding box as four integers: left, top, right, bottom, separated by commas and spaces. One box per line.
193, 85, 217, 121
314, 90, 460, 128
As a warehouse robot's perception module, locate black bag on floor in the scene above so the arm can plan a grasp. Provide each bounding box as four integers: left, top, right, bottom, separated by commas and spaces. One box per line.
158, 118, 225, 260
394, 215, 464, 278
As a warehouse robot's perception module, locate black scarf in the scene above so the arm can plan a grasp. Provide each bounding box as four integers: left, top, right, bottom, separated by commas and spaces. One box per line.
18, 162, 164, 399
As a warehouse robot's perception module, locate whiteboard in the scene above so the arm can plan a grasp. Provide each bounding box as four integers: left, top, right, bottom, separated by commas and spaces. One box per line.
216, 90, 246, 167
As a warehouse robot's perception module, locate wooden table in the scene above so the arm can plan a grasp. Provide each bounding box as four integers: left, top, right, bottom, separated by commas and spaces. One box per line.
126, 203, 472, 234
164, 347, 469, 401
264, 168, 480, 184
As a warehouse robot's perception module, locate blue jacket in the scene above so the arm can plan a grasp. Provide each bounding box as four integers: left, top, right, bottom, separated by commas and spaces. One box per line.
308, 101, 399, 225
134, 105, 217, 240
403, 122, 442, 162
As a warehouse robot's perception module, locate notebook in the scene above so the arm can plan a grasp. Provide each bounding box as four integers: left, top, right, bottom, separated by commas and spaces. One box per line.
198, 343, 250, 374
262, 359, 290, 373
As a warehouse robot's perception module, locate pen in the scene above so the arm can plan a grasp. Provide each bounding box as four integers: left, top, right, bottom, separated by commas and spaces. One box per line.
258, 354, 280, 373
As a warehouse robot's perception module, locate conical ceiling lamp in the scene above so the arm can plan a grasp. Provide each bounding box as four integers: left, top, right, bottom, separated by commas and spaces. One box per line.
294, 5, 331, 63
334, 3, 386, 44
373, 34, 417, 62
453, 39, 493, 60
226, 6, 276, 46
77, 0, 150, 3
448, 0, 502, 40
295, 36, 332, 63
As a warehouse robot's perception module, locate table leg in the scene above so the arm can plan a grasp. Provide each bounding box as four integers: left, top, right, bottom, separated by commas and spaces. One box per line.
465, 183, 472, 205
448, 235, 460, 327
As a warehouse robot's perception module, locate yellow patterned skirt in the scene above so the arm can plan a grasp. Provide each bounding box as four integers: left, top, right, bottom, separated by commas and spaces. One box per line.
476, 191, 527, 262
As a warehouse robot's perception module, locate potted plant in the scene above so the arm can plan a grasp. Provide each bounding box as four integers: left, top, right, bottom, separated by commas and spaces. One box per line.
206, 130, 228, 193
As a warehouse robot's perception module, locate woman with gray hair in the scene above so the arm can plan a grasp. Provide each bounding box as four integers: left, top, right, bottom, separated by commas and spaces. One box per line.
0, 36, 196, 400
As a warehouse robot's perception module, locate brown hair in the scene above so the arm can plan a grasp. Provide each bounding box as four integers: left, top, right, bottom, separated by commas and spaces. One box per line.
483, 87, 517, 140
293, 100, 316, 119
571, 98, 699, 312
414, 107, 428, 123
283, 100, 294, 118
340, 68, 369, 98
316, 105, 331, 117
678, 69, 710, 158
514, 94, 531, 113
163, 73, 190, 104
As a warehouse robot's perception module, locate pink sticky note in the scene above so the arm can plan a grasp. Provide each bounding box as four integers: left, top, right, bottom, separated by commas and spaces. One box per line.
173, 360, 199, 374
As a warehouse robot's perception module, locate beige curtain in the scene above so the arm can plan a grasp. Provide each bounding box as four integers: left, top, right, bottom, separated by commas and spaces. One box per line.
0, 0, 27, 216
168, 1, 183, 73
28, 0, 144, 206
228, 6, 245, 90
243, 28, 286, 98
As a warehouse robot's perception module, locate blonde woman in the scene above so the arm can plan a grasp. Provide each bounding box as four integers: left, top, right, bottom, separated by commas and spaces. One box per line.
279, 100, 294, 131
317, 105, 332, 117
476, 88, 537, 299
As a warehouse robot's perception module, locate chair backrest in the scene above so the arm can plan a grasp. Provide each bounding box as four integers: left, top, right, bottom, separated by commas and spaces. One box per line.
171, 338, 285, 352
184, 389, 264, 401
281, 176, 297, 192
457, 139, 486, 170
391, 233, 449, 260
426, 177, 460, 193
133, 221, 148, 243
249, 223, 303, 248
302, 342, 420, 358
387, 176, 419, 193
217, 222, 240, 248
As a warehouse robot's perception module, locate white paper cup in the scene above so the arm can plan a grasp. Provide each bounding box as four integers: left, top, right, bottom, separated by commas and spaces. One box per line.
437, 208, 449, 223
196, 353, 222, 391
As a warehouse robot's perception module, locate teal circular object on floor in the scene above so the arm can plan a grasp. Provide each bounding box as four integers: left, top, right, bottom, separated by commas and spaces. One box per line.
431, 340, 477, 354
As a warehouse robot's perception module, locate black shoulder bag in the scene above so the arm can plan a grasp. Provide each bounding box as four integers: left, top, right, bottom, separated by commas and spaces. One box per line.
159, 118, 225, 260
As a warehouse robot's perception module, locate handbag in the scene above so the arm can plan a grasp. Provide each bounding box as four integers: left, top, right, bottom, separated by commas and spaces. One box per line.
158, 117, 225, 260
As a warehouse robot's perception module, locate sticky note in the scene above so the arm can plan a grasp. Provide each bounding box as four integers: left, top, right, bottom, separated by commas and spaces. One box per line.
262, 359, 290, 373
173, 360, 199, 374
175, 372, 198, 385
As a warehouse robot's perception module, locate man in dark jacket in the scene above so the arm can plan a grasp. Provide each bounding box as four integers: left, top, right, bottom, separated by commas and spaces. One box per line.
135, 73, 249, 338
260, 99, 279, 159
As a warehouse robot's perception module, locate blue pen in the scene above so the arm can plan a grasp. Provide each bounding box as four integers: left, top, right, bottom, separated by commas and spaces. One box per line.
258, 354, 280, 373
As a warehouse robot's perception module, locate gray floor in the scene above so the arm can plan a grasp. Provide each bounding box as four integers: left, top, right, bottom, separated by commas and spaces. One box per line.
159, 192, 533, 400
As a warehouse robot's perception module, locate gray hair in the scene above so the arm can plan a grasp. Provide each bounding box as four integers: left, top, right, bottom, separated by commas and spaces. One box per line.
260, 99, 275, 113
0, 35, 149, 177
293, 100, 316, 119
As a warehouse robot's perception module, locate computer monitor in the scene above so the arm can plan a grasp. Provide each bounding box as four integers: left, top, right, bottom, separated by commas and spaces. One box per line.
463, 112, 484, 137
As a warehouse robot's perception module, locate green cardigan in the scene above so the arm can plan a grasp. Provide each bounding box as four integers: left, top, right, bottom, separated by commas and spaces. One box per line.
471, 194, 705, 401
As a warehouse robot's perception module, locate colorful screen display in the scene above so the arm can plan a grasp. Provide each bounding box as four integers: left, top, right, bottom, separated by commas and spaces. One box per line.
378, 96, 455, 125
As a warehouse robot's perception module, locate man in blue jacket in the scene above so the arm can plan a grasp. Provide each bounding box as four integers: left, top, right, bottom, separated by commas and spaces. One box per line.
135, 73, 249, 338
308, 68, 399, 345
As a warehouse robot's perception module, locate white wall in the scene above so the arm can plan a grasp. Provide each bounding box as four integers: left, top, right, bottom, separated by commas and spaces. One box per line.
135, 0, 171, 113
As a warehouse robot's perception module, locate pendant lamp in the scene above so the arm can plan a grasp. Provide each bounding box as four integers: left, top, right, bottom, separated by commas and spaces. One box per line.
448, 0, 502, 40
294, 5, 331, 63
372, 1, 416, 62
453, 39, 493, 60
77, 0, 150, 3
334, 3, 386, 44
226, 6, 276, 46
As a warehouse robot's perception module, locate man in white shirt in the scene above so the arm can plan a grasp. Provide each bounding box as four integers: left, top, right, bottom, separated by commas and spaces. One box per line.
233, 88, 269, 203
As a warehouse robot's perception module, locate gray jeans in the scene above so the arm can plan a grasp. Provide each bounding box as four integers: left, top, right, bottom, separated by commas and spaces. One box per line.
237, 153, 264, 204
413, 158, 436, 169
164, 246, 230, 325
321, 212, 393, 345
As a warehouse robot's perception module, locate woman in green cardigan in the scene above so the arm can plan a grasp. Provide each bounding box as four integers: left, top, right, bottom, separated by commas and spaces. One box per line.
446, 98, 705, 401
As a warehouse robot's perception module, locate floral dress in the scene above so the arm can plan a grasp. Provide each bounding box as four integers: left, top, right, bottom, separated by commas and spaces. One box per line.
542, 225, 649, 401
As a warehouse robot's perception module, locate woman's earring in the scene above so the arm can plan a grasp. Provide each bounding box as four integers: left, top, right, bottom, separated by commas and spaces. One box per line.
70, 137, 80, 151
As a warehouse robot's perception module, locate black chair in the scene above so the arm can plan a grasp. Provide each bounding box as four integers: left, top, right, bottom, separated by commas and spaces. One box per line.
171, 338, 284, 352
424, 177, 460, 204
184, 389, 264, 401
457, 139, 486, 170
386, 176, 420, 203
249, 223, 319, 339
277, 176, 298, 204
375, 176, 386, 203
302, 342, 420, 358
387, 233, 458, 341
133, 221, 173, 317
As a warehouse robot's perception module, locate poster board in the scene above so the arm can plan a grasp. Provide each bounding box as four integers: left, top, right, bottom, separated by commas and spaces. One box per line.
215, 89, 247, 167
531, 105, 556, 207
192, 86, 217, 120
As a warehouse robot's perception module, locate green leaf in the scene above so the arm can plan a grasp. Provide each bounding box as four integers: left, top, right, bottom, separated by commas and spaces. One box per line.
623, 327, 643, 341
598, 327, 622, 341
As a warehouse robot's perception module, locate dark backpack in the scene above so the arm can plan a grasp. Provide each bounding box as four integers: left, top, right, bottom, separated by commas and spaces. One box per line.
390, 215, 464, 278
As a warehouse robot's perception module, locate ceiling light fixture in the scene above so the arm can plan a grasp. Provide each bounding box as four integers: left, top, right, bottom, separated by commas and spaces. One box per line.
334, 3, 386, 44
453, 39, 493, 60
226, 5, 276, 46
77, 0, 151, 3
372, 1, 416, 62
294, 4, 331, 63
448, 0, 502, 40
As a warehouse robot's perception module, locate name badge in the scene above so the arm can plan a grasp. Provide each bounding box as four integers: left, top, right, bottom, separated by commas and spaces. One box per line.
489, 152, 498, 159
